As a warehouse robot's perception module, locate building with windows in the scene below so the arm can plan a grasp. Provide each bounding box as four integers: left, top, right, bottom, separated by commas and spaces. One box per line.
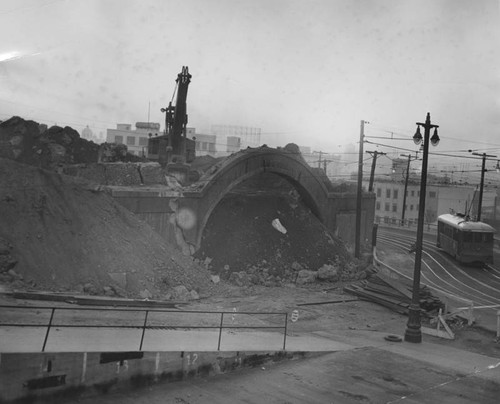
106, 122, 161, 156
226, 136, 241, 154
210, 125, 261, 150
193, 132, 217, 156
368, 178, 497, 228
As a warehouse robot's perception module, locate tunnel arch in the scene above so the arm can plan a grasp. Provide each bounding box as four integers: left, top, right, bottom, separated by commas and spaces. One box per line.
180, 146, 334, 251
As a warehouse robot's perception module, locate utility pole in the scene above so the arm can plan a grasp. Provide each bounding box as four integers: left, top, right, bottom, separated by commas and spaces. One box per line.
313, 150, 324, 169
471, 152, 497, 221
366, 151, 386, 192
400, 153, 417, 226
323, 159, 333, 173
355, 120, 368, 258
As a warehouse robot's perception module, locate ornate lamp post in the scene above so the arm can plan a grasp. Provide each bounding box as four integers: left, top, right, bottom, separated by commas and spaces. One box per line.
404, 112, 440, 343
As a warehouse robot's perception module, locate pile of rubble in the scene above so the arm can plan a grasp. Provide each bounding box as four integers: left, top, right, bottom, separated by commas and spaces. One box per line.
0, 116, 100, 169
62, 162, 175, 187
194, 173, 370, 285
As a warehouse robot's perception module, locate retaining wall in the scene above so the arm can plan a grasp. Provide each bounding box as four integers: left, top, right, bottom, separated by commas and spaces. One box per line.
0, 350, 310, 403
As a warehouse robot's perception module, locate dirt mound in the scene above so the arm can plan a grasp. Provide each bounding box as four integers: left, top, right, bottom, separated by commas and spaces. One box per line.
0, 158, 222, 299
0, 116, 100, 169
194, 173, 364, 286
0, 116, 144, 171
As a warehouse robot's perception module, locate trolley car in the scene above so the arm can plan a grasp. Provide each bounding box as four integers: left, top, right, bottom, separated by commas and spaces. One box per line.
436, 213, 496, 264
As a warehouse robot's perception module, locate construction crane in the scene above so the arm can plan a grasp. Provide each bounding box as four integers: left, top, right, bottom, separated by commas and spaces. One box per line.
147, 66, 196, 181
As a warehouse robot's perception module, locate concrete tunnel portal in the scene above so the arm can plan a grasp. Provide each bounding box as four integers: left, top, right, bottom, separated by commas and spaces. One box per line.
178, 147, 334, 253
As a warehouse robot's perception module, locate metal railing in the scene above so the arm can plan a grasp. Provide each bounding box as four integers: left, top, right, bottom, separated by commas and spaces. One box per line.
0, 305, 289, 352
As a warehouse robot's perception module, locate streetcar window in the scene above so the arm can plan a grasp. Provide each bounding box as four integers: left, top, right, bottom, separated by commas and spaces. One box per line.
452, 228, 458, 241
484, 233, 493, 242
463, 232, 473, 242
438, 222, 444, 233
444, 225, 453, 238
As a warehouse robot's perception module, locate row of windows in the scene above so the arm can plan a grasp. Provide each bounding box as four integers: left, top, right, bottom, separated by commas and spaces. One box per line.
438, 222, 494, 243
377, 189, 400, 198
195, 141, 216, 152
114, 135, 149, 146
375, 202, 419, 212
375, 216, 418, 226
376, 188, 437, 199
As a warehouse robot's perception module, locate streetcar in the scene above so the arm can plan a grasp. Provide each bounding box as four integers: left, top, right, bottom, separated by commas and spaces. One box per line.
436, 213, 496, 265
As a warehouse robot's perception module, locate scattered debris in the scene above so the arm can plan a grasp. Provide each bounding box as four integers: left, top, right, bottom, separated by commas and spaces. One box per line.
271, 218, 287, 234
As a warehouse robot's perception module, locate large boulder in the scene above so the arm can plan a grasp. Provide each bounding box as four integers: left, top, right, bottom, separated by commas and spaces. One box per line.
296, 269, 317, 285
171, 285, 192, 301
317, 264, 339, 281
228, 271, 250, 287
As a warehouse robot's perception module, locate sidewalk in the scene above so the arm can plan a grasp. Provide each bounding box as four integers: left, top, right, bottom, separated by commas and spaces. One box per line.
0, 326, 353, 353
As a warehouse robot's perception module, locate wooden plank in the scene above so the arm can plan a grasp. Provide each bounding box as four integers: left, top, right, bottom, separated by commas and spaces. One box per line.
343, 286, 409, 314
363, 284, 410, 300
348, 288, 409, 307
373, 273, 413, 300
297, 298, 359, 306
422, 326, 455, 340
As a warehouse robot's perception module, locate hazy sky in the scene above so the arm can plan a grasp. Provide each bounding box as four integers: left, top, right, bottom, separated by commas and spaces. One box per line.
1, 0, 499, 169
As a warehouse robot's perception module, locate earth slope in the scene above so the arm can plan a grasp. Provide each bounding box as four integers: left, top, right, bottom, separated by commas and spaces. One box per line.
0, 158, 217, 299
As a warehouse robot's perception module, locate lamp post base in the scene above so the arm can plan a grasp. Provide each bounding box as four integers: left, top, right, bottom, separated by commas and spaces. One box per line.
404, 305, 422, 343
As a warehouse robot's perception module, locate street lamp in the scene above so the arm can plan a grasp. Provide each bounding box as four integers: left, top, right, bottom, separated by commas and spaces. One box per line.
405, 112, 439, 344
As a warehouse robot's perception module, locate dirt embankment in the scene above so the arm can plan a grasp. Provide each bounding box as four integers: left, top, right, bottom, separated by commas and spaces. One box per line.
0, 158, 223, 299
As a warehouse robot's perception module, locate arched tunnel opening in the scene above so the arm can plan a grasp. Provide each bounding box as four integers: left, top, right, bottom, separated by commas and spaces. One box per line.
193, 172, 351, 284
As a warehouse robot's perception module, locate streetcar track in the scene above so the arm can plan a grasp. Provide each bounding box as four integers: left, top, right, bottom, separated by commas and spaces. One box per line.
380, 238, 496, 305
379, 232, 500, 289
377, 233, 500, 307
380, 234, 500, 296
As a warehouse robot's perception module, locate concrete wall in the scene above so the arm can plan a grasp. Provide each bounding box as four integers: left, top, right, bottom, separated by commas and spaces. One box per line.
0, 350, 309, 403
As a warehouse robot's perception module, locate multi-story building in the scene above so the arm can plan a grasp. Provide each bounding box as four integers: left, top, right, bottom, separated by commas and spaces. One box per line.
226, 136, 241, 154
210, 125, 261, 150
106, 122, 161, 156
193, 133, 217, 156
368, 178, 497, 228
